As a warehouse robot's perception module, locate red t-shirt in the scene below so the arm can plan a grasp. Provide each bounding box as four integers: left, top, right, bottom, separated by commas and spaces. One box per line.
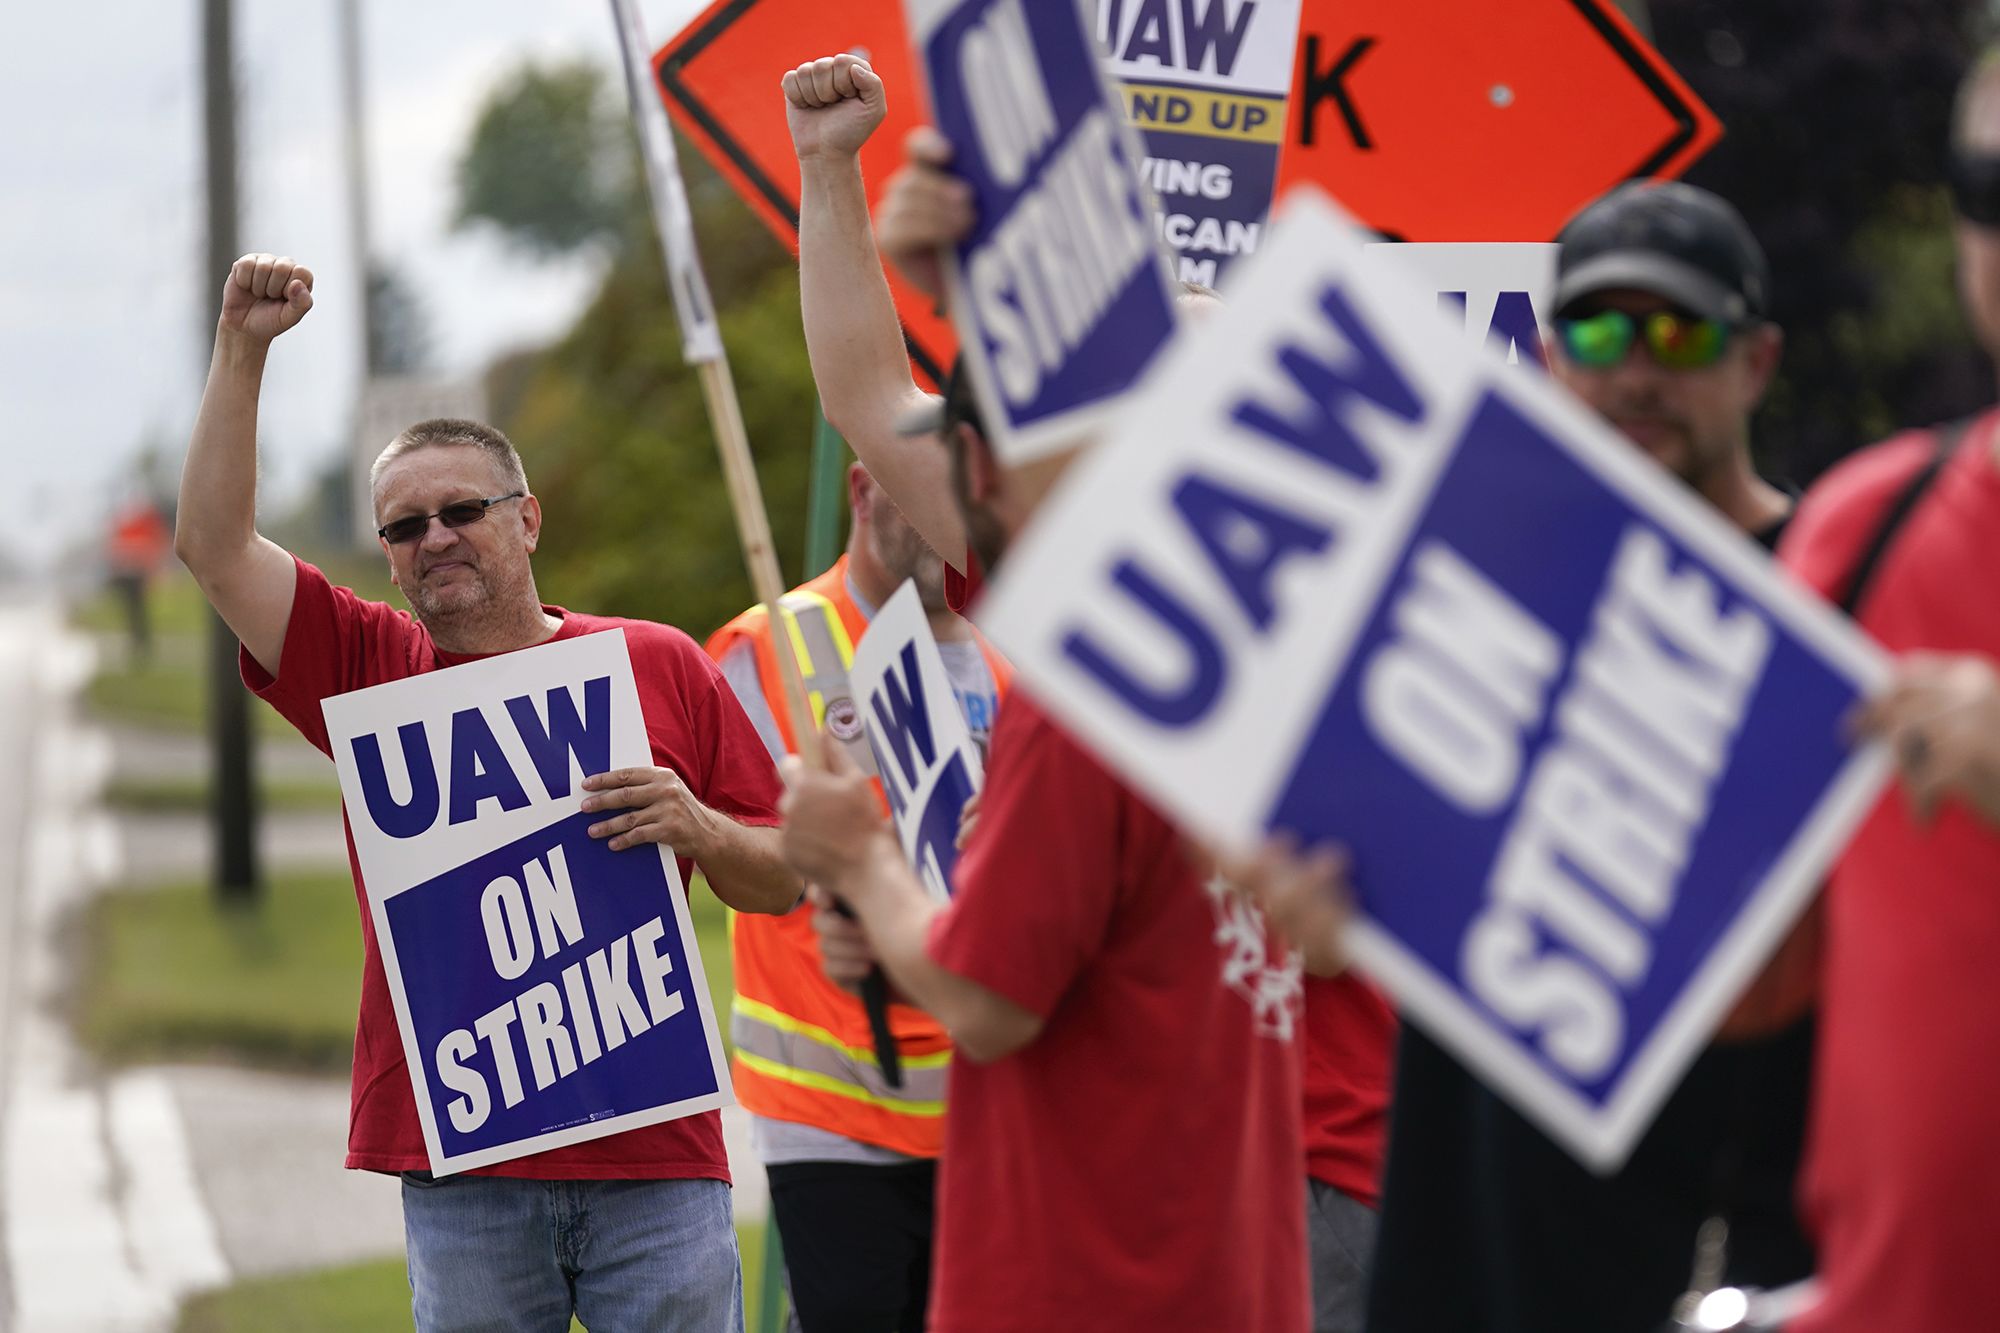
952, 552, 1393, 1211
924, 693, 1309, 1332
1301, 975, 1395, 1207
1779, 419, 2000, 1333
244, 558, 784, 1180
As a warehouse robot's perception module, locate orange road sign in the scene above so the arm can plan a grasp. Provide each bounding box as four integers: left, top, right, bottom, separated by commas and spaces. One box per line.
654, 0, 1720, 381
1280, 0, 1721, 242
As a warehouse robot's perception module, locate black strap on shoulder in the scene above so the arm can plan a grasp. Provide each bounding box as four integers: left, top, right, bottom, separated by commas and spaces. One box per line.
1837, 414, 1976, 618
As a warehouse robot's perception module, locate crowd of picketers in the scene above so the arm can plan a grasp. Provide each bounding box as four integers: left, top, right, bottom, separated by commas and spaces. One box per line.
168, 38, 2000, 1333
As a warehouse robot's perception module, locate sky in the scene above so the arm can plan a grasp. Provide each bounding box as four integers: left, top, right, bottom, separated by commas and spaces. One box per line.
0, 0, 707, 578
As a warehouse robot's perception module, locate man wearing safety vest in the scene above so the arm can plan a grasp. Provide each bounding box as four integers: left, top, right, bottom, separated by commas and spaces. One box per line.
706, 460, 1007, 1332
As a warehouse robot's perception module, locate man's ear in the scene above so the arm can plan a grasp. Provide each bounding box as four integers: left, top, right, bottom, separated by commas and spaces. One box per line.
958, 423, 998, 505
520, 494, 544, 553
379, 535, 401, 589
847, 462, 873, 526
1741, 322, 1785, 408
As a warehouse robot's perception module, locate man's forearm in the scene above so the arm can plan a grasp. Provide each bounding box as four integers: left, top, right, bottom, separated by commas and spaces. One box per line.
798, 154, 967, 562
177, 328, 269, 571
837, 835, 1041, 1063
696, 818, 803, 915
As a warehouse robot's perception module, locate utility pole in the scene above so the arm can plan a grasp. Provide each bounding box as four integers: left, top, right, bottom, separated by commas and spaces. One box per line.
338, 0, 375, 374
202, 0, 262, 904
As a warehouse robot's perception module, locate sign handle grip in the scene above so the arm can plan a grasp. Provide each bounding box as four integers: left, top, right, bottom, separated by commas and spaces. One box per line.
831, 901, 904, 1089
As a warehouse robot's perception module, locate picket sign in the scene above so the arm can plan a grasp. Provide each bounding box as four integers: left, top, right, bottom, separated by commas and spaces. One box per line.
906, 0, 1182, 462
849, 582, 986, 902
1364, 243, 1559, 368
978, 189, 1892, 1170
322, 631, 731, 1175
1096, 0, 1304, 291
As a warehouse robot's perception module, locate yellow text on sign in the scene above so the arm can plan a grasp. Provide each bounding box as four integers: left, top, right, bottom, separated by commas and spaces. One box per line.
1120, 84, 1286, 144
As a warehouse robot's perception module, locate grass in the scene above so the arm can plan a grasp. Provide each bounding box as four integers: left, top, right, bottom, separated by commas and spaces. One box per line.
174, 1224, 773, 1332
102, 774, 344, 814
83, 634, 293, 737
74, 564, 397, 735
76, 870, 737, 1077
76, 871, 365, 1073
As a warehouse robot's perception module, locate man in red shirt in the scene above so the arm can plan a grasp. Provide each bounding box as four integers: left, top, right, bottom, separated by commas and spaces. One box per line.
174, 254, 799, 1331
781, 54, 1310, 1331
786, 54, 1386, 1329
1778, 54, 2000, 1332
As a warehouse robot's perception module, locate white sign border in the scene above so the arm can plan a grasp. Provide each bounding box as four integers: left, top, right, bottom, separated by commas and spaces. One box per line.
323, 627, 735, 1177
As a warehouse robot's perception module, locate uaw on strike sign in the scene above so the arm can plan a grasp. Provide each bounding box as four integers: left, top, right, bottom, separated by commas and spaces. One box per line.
323, 631, 730, 1175
850, 582, 987, 903
910, 0, 1180, 462
981, 191, 1893, 1170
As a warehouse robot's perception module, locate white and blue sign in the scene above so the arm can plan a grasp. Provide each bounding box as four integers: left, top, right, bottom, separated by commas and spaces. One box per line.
851, 583, 986, 903
323, 631, 731, 1175
1098, 0, 1304, 291
979, 190, 1891, 1169
909, 0, 1181, 462
1363, 242, 1557, 370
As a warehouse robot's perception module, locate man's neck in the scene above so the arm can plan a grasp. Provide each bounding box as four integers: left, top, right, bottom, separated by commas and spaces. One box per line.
424, 599, 562, 657
845, 545, 971, 643
1702, 455, 1792, 536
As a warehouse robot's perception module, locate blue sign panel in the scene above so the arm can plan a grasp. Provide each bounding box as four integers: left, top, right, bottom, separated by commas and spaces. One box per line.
912, 0, 1180, 459
386, 810, 720, 1160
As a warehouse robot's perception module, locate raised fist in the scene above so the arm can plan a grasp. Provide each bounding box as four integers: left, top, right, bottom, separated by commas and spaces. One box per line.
783, 53, 887, 162
219, 254, 314, 343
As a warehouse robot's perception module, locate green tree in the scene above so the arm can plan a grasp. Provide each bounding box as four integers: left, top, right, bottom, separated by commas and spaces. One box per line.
454, 59, 814, 640
454, 60, 637, 257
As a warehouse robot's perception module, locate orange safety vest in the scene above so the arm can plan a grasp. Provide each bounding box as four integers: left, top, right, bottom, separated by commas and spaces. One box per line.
706, 556, 1011, 1157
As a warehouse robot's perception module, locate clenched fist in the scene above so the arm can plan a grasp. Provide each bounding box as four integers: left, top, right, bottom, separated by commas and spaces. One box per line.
783, 53, 887, 162
220, 253, 314, 344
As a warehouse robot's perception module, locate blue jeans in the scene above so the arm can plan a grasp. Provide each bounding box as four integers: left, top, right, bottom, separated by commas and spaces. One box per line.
400, 1173, 743, 1332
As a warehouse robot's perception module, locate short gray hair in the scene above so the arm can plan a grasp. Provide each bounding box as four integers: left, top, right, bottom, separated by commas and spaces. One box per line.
369, 418, 529, 504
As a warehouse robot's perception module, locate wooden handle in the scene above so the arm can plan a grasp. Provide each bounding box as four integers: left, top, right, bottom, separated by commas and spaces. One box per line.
694, 357, 827, 770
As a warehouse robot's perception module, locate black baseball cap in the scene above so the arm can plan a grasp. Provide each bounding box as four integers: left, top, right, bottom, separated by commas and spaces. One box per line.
1553, 181, 1771, 326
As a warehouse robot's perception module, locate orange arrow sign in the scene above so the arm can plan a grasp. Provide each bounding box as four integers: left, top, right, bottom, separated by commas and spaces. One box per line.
654, 0, 1720, 380
1280, 0, 1720, 241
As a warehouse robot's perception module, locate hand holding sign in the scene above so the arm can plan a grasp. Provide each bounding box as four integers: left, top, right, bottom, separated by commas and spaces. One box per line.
580, 766, 716, 854
784, 54, 887, 162
1222, 837, 1355, 978
807, 884, 879, 993
1856, 652, 2000, 826
220, 253, 314, 344
778, 741, 899, 898
875, 128, 972, 307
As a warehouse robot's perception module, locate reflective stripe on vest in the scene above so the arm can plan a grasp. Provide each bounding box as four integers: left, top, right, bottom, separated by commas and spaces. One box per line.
773, 589, 877, 775
731, 996, 949, 1116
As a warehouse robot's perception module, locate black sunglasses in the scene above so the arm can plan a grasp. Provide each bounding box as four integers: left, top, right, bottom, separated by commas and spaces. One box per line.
1949, 149, 2000, 227
377, 492, 524, 545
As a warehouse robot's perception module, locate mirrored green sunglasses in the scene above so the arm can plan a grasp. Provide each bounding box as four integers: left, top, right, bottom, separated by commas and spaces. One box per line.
1555, 308, 1735, 371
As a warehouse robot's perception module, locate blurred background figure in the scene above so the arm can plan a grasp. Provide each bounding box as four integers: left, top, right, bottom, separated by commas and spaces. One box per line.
103, 494, 173, 668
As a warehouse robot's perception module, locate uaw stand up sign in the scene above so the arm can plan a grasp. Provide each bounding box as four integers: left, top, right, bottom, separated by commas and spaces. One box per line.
982, 190, 1892, 1170
323, 631, 731, 1175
